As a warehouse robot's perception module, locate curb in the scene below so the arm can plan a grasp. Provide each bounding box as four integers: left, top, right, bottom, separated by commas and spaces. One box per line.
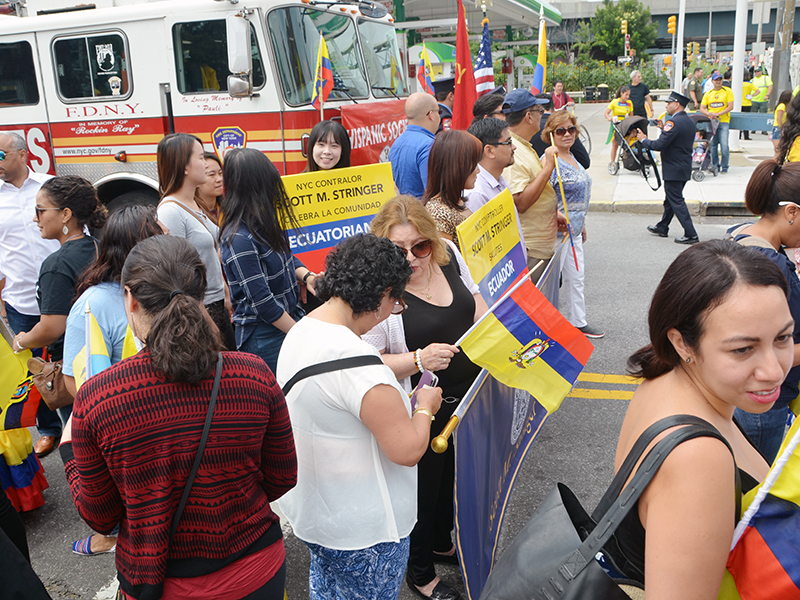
590, 200, 751, 217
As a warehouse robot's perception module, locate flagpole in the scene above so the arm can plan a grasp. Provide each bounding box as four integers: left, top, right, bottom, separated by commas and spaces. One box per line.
318, 32, 324, 122
431, 369, 489, 453
83, 301, 92, 380
453, 260, 543, 348
550, 132, 579, 271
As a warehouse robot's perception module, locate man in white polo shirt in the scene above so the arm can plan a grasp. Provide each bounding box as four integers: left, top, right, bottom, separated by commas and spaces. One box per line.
0, 132, 62, 456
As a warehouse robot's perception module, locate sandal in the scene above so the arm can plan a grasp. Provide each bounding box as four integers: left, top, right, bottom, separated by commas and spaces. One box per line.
72, 535, 116, 556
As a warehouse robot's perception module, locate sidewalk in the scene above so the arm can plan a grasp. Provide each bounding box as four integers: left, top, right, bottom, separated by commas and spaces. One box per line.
573, 103, 771, 216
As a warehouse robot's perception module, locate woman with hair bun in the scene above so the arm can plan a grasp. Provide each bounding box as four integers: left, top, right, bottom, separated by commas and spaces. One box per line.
61, 235, 297, 600
617, 240, 792, 597
724, 159, 800, 462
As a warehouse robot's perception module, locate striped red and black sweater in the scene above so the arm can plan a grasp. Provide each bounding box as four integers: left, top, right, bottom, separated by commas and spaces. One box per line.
61, 350, 297, 600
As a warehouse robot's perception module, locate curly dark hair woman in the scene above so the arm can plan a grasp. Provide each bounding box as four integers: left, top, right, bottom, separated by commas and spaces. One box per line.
63, 233, 297, 600
275, 233, 442, 600
315, 234, 412, 315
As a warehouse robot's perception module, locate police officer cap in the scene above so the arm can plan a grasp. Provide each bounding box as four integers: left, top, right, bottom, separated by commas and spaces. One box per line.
432, 77, 455, 94
666, 91, 690, 106
502, 89, 549, 114
490, 85, 506, 96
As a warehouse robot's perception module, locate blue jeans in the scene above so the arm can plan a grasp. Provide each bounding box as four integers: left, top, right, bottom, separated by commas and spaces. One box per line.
238, 322, 288, 375
710, 121, 730, 171
306, 537, 410, 600
4, 303, 63, 438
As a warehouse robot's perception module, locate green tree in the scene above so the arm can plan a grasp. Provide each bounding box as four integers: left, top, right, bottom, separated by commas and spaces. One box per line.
591, 0, 657, 58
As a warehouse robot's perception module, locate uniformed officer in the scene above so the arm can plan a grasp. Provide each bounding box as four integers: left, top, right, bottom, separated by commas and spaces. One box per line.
636, 91, 699, 245
432, 77, 454, 133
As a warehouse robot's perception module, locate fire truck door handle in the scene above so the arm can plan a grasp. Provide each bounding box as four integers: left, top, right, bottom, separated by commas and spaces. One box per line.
301, 133, 310, 158
160, 83, 176, 134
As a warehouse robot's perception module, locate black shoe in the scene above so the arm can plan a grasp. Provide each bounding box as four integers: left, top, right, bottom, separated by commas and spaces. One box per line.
674, 235, 699, 245
647, 225, 668, 238
407, 578, 462, 600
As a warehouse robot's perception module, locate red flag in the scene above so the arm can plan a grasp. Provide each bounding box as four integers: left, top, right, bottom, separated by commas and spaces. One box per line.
453, 0, 477, 130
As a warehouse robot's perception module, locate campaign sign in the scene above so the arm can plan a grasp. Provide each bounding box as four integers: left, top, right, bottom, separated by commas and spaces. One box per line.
341, 99, 407, 165
211, 126, 247, 162
282, 163, 395, 272
455, 189, 528, 305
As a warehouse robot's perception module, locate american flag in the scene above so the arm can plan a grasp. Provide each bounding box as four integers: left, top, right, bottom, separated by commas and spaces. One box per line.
474, 17, 495, 96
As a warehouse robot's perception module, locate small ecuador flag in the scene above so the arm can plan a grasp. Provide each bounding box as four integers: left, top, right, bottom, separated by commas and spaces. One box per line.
72, 302, 112, 390
0, 334, 40, 432
311, 32, 334, 110
459, 278, 593, 414
417, 42, 435, 95
530, 8, 547, 95
725, 416, 800, 599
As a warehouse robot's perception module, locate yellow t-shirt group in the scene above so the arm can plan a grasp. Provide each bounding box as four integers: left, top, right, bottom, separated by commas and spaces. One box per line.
701, 87, 735, 123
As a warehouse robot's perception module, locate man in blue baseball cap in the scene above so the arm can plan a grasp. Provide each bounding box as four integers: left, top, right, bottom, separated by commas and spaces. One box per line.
501, 89, 565, 285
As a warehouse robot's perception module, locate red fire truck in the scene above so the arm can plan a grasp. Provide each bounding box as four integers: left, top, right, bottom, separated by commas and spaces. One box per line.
0, 0, 409, 207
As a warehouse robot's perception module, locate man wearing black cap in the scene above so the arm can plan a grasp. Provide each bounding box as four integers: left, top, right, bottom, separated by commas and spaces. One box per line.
636, 91, 699, 244
432, 77, 454, 133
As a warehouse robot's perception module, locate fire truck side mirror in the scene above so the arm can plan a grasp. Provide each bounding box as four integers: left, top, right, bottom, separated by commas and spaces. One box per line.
226, 14, 253, 97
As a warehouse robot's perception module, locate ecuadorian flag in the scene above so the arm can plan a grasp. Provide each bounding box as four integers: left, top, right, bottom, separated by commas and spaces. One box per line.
530, 13, 546, 95
459, 279, 593, 414
417, 42, 435, 95
311, 33, 334, 110
72, 302, 112, 390
724, 417, 800, 600
0, 337, 39, 432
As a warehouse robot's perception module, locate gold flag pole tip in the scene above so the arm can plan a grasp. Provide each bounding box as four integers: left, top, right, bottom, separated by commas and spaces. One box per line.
431, 415, 460, 453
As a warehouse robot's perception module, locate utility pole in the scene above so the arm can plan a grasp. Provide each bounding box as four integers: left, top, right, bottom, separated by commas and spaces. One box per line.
772, 0, 786, 111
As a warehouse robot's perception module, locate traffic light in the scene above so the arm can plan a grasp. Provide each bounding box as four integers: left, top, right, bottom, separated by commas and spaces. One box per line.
687, 42, 692, 56
664, 55, 672, 66
693, 42, 700, 55
667, 15, 676, 36
621, 19, 628, 35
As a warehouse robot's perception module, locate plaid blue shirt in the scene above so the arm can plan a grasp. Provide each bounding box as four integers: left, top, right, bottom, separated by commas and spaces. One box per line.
221, 224, 304, 348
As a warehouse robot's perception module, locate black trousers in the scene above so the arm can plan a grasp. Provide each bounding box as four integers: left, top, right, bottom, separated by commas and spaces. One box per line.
656, 179, 697, 238
407, 411, 456, 587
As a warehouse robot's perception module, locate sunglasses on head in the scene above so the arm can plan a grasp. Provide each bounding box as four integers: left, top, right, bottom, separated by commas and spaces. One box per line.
554, 126, 577, 136
395, 239, 433, 259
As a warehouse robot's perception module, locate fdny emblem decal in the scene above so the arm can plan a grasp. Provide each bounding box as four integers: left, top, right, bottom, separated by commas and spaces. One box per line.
212, 127, 247, 162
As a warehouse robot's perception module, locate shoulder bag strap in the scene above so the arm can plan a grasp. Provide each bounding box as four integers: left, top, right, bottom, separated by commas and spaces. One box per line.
281, 355, 384, 396
161, 199, 219, 251
168, 352, 224, 546
561, 424, 739, 582
591, 414, 713, 519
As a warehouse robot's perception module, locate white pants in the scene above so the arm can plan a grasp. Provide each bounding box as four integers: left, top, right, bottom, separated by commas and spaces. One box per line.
557, 233, 586, 328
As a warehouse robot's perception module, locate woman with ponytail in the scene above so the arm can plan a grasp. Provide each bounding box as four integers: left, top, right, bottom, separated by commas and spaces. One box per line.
722, 159, 800, 462
615, 240, 792, 598
60, 235, 297, 600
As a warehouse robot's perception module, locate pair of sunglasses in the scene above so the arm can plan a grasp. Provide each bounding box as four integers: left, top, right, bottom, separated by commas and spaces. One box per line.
554, 126, 578, 136
395, 239, 433, 259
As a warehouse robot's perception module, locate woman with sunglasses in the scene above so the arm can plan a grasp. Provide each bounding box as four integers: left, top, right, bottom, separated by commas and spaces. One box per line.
367, 196, 487, 600
724, 159, 800, 462
541, 111, 604, 339
422, 130, 483, 253
276, 234, 442, 600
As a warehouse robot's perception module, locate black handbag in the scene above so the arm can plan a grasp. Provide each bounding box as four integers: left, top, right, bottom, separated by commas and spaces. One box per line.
478, 415, 739, 600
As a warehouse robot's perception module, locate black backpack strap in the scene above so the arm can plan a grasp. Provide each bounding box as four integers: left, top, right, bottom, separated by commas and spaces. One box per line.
169, 352, 224, 546
592, 414, 712, 519
281, 355, 384, 396
561, 423, 739, 581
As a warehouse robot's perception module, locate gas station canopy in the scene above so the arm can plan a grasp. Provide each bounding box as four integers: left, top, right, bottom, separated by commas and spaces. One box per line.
394, 0, 561, 34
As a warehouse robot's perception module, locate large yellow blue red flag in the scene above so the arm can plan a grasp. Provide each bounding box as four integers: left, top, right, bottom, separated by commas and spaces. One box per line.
417, 42, 435, 95
72, 302, 112, 390
530, 8, 547, 95
721, 417, 800, 599
458, 276, 593, 414
311, 32, 334, 110
0, 334, 39, 432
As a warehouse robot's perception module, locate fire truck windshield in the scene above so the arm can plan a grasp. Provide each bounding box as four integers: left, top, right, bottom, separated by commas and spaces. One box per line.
268, 7, 372, 106
357, 19, 408, 98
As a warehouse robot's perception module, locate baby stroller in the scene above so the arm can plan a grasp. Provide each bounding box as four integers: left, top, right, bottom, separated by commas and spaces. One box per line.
688, 113, 717, 181
607, 115, 662, 191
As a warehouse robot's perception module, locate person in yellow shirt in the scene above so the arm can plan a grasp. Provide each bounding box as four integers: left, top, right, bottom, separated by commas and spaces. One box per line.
740, 72, 757, 140
772, 90, 793, 159
779, 94, 800, 163
604, 85, 633, 166
700, 72, 735, 173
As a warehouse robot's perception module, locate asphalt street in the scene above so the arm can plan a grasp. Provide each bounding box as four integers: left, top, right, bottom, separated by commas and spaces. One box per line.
24, 211, 746, 600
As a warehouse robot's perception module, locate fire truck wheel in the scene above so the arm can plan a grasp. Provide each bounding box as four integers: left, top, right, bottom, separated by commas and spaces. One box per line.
105, 189, 160, 213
